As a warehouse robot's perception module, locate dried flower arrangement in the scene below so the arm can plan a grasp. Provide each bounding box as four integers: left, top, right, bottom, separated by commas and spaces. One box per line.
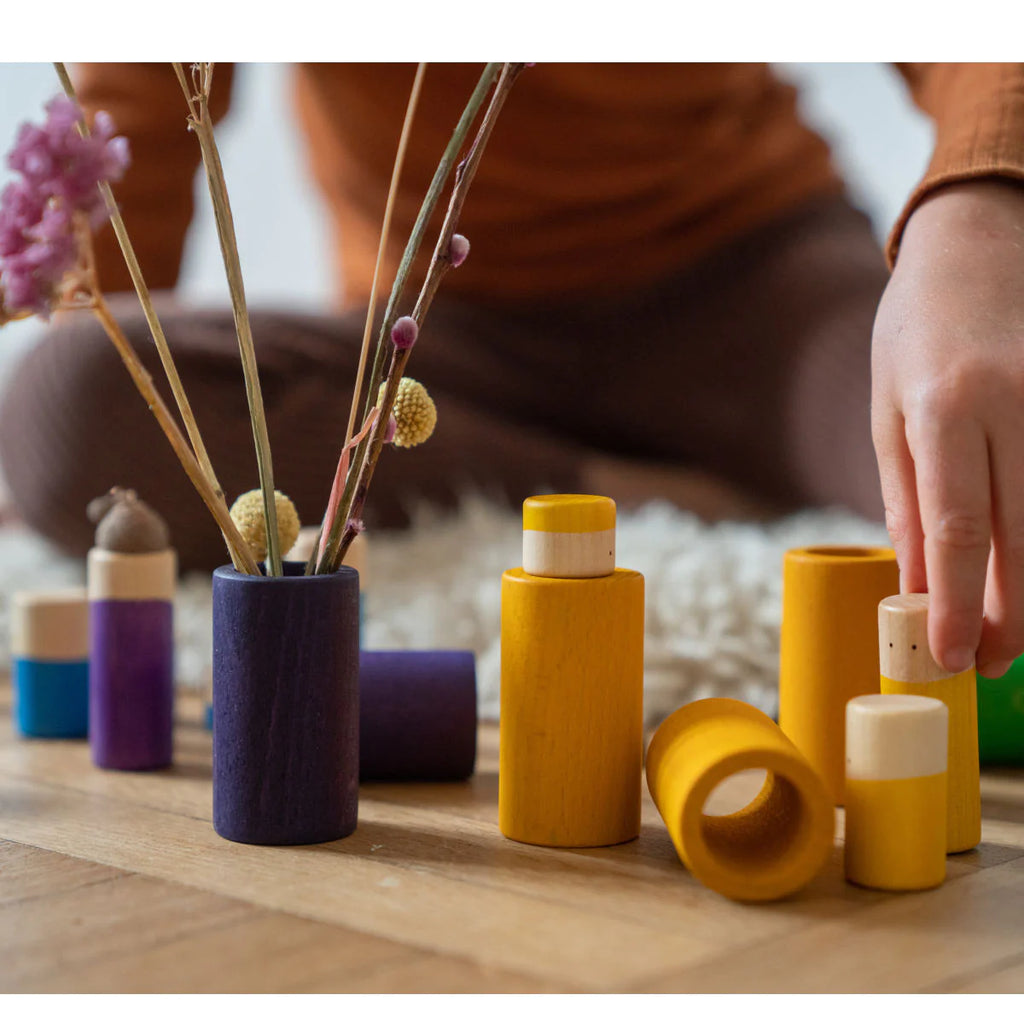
0, 62, 525, 576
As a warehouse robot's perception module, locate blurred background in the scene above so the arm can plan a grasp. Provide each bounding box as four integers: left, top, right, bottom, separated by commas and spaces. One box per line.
0, 62, 933, 358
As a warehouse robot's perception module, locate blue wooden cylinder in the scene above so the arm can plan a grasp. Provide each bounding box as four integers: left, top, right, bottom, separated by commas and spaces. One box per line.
360, 650, 477, 781
11, 589, 90, 739
212, 561, 360, 845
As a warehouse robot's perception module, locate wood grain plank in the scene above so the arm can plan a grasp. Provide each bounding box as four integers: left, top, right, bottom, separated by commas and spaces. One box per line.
0, 839, 125, 905
16, 907, 435, 994
0, 873, 252, 990
633, 856, 1024, 993
0, 771, 719, 990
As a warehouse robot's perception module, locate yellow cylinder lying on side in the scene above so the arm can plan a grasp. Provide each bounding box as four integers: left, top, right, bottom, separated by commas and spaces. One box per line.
844, 694, 948, 891
778, 545, 900, 805
878, 594, 981, 853
645, 698, 834, 902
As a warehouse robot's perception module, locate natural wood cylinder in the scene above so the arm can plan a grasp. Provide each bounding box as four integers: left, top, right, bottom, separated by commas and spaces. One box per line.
645, 698, 834, 901
878, 594, 981, 853
500, 566, 645, 847
845, 694, 948, 891
11, 588, 89, 661
778, 545, 899, 804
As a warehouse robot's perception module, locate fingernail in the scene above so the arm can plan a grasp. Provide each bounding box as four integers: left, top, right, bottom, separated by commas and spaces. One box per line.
943, 647, 975, 673
979, 660, 1012, 679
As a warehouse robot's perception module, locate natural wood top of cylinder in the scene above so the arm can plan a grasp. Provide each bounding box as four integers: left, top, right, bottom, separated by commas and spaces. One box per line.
878, 593, 965, 683
846, 694, 949, 780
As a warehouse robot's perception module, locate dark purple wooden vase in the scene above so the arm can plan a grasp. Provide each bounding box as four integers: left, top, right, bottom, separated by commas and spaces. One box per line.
212, 561, 360, 845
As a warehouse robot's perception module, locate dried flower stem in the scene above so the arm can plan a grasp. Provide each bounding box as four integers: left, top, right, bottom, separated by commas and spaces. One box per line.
320, 62, 525, 574
52, 63, 249, 572
304, 62, 427, 575
315, 62, 504, 574
174, 62, 283, 576
90, 291, 259, 573
345, 63, 426, 453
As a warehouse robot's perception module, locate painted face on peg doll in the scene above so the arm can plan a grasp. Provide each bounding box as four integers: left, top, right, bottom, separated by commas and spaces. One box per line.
878, 593, 970, 683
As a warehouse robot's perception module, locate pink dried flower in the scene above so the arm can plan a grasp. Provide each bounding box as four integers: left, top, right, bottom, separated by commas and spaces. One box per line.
0, 95, 130, 318
390, 315, 419, 351
384, 414, 398, 444
7, 97, 129, 224
450, 234, 470, 268
346, 517, 366, 536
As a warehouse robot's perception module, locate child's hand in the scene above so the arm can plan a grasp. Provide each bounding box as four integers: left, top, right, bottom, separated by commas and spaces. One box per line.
872, 179, 1024, 679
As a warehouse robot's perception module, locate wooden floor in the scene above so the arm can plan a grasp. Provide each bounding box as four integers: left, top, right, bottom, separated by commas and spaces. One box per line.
2, 678, 1024, 994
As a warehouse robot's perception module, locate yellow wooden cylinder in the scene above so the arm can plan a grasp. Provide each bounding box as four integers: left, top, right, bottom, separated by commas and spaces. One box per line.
844, 694, 948, 891
879, 594, 981, 854
645, 698, 834, 902
500, 567, 644, 846
778, 545, 899, 804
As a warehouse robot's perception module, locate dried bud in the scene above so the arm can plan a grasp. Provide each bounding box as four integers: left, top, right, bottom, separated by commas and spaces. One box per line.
450, 234, 470, 268
379, 377, 437, 448
346, 517, 366, 536
390, 315, 418, 351
229, 489, 302, 562
384, 413, 398, 444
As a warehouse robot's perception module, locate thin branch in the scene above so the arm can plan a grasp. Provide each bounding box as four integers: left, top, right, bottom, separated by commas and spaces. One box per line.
345, 63, 426, 452
54, 61, 251, 572
175, 62, 284, 576
305, 62, 427, 575
316, 62, 504, 574
90, 292, 260, 574
321, 62, 526, 574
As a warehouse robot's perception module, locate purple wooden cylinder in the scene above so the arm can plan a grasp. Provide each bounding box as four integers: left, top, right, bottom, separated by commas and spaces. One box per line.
212, 562, 360, 845
360, 650, 477, 781
90, 600, 174, 770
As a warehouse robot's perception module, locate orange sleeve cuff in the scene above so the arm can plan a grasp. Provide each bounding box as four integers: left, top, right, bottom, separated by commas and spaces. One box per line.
887, 63, 1024, 268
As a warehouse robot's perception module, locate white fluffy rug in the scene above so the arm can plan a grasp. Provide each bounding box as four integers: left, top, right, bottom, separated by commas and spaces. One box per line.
0, 497, 889, 725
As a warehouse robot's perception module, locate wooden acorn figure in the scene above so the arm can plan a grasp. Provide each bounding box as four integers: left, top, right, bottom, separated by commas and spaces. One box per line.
878, 593, 981, 853
500, 494, 644, 848
87, 488, 176, 771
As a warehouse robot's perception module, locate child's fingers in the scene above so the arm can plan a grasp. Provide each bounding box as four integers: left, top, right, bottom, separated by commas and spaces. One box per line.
975, 428, 1024, 676
906, 408, 990, 673
871, 403, 925, 594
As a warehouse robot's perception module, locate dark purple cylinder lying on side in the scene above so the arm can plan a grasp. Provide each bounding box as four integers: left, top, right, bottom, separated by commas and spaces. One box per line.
212, 562, 360, 846
360, 650, 477, 781
90, 600, 174, 770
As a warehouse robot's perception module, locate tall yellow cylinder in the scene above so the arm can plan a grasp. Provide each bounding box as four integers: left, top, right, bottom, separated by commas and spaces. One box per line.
645, 698, 834, 902
878, 594, 981, 853
778, 546, 899, 804
499, 495, 644, 848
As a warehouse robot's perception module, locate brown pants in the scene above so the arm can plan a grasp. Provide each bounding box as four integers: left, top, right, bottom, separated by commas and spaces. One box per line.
0, 195, 887, 571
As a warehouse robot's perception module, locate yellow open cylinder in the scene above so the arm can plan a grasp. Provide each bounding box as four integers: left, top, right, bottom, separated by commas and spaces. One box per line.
646, 698, 834, 902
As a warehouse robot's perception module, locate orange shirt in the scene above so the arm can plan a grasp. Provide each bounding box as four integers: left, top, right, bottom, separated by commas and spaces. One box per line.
75, 63, 1024, 308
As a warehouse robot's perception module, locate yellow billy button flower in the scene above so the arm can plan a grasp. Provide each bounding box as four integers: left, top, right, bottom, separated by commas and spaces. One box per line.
381, 377, 437, 448
229, 489, 302, 563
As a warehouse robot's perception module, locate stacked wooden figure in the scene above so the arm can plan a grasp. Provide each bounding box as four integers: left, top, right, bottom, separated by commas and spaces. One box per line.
87, 489, 176, 771
877, 593, 981, 853
11, 589, 89, 738
500, 495, 644, 847
844, 693, 949, 890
